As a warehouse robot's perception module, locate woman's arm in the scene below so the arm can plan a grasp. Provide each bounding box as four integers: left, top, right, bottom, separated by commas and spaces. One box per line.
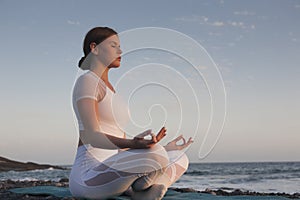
77, 98, 166, 149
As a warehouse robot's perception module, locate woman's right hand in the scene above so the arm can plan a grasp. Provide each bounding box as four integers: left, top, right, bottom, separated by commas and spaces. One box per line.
131, 127, 167, 149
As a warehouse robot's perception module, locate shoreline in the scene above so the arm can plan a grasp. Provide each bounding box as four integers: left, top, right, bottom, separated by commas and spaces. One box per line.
1, 179, 299, 199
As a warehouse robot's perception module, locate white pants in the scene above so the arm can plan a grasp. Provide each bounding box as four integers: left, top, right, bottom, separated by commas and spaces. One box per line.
69, 144, 189, 199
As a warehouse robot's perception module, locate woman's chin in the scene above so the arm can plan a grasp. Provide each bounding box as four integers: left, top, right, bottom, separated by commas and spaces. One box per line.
108, 61, 121, 68
108, 65, 120, 69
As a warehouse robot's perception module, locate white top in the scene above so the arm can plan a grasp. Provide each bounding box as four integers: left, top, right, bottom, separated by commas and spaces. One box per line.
72, 71, 129, 161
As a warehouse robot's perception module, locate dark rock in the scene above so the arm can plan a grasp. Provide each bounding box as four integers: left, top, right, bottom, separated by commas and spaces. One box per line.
169, 187, 198, 193
59, 178, 69, 183
231, 189, 243, 195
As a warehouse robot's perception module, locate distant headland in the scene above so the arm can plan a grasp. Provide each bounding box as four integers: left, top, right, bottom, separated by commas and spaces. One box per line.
0, 156, 65, 172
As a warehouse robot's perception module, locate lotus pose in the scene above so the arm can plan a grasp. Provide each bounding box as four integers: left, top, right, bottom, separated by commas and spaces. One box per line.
69, 27, 193, 200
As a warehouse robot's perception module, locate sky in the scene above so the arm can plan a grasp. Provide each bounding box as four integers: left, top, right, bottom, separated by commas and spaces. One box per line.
0, 0, 299, 165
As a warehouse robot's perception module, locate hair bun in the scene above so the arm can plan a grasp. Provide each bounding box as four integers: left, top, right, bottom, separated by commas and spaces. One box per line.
78, 56, 86, 68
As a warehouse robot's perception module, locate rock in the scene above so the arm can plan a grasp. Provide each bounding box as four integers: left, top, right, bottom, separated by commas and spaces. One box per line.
59, 178, 69, 183
169, 187, 198, 193
231, 189, 243, 195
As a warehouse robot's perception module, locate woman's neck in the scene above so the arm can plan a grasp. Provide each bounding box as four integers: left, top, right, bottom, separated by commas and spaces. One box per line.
89, 60, 115, 92
100, 68, 109, 83
89, 60, 109, 81
90, 66, 115, 92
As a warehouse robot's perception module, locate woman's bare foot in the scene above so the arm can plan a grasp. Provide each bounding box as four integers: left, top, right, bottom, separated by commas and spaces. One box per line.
131, 184, 167, 200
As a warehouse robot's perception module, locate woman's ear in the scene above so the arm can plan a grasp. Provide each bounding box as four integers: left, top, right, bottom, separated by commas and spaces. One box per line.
90, 42, 98, 55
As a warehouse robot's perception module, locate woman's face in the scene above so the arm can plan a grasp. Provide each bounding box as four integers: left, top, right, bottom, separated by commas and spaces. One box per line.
96, 34, 122, 68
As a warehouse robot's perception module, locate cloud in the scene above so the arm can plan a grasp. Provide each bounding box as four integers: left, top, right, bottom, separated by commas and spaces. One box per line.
288, 32, 299, 43
175, 15, 208, 24
208, 32, 222, 36
295, 4, 300, 9
227, 42, 235, 47
228, 21, 244, 28
67, 20, 80, 25
235, 34, 244, 41
233, 11, 256, 16
175, 15, 255, 30
211, 21, 225, 27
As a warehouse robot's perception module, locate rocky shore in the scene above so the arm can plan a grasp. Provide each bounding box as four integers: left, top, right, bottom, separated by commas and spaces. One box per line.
0, 179, 299, 199
171, 187, 300, 199
0, 179, 72, 200
1, 156, 299, 199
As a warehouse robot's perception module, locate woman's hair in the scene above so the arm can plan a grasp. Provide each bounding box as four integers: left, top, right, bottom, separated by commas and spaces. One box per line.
78, 27, 118, 70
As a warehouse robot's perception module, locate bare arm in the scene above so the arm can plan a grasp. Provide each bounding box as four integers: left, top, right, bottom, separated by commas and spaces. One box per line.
77, 98, 166, 149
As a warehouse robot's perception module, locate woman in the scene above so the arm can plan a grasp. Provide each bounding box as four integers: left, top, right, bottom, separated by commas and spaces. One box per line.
69, 27, 193, 200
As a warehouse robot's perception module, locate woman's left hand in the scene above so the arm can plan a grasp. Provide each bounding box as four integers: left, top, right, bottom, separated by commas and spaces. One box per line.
164, 135, 193, 151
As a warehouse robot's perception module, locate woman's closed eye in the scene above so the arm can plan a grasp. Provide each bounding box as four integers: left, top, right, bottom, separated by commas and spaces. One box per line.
110, 41, 120, 48
111, 45, 121, 49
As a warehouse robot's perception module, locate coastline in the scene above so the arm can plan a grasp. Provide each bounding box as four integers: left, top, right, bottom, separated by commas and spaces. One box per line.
1, 179, 299, 199
1, 157, 299, 199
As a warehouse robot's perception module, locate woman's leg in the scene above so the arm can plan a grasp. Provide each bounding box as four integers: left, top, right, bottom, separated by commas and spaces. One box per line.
129, 150, 189, 200
155, 150, 189, 187
74, 144, 169, 199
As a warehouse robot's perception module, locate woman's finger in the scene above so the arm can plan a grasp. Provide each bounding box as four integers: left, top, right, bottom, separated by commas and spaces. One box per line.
181, 137, 186, 145
173, 135, 183, 143
135, 129, 152, 139
156, 127, 166, 141
187, 137, 194, 145
182, 137, 194, 149
151, 133, 157, 143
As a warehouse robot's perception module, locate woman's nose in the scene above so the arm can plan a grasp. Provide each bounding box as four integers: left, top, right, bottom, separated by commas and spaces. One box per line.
118, 47, 122, 54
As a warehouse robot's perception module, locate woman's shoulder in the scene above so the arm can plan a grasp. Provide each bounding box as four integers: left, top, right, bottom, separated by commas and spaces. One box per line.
73, 71, 107, 101
76, 71, 106, 88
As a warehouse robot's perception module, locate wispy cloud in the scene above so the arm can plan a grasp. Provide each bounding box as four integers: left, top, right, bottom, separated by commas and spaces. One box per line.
227, 21, 255, 30
295, 4, 300, 9
288, 32, 299, 43
175, 15, 255, 30
175, 15, 208, 24
67, 20, 80, 25
208, 32, 222, 36
210, 21, 225, 27
233, 11, 256, 16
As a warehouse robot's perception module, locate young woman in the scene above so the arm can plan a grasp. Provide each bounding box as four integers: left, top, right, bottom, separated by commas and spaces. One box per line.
69, 27, 193, 200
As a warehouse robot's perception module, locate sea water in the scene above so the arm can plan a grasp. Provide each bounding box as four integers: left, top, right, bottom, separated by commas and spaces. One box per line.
1, 162, 299, 194
174, 162, 300, 194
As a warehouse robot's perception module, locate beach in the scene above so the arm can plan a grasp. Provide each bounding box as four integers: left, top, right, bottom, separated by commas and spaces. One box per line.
1, 160, 299, 199
1, 179, 299, 199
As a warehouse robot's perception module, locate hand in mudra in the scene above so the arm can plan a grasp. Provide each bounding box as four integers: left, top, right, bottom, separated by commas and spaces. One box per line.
133, 127, 167, 148
164, 135, 193, 151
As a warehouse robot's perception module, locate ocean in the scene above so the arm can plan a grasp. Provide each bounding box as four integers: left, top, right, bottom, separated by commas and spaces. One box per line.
1, 162, 299, 194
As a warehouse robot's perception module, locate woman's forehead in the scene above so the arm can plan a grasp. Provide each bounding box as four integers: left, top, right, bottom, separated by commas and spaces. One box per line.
105, 35, 120, 44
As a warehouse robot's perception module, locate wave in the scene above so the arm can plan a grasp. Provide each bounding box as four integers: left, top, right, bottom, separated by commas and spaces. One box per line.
185, 168, 300, 175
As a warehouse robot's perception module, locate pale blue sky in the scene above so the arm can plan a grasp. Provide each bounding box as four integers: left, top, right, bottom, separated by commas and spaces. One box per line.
0, 0, 299, 164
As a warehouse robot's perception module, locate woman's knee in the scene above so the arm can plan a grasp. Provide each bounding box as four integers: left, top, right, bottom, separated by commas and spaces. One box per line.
167, 150, 189, 170
147, 144, 169, 168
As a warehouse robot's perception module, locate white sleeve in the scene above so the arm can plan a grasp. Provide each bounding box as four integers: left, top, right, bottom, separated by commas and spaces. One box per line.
73, 74, 106, 102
